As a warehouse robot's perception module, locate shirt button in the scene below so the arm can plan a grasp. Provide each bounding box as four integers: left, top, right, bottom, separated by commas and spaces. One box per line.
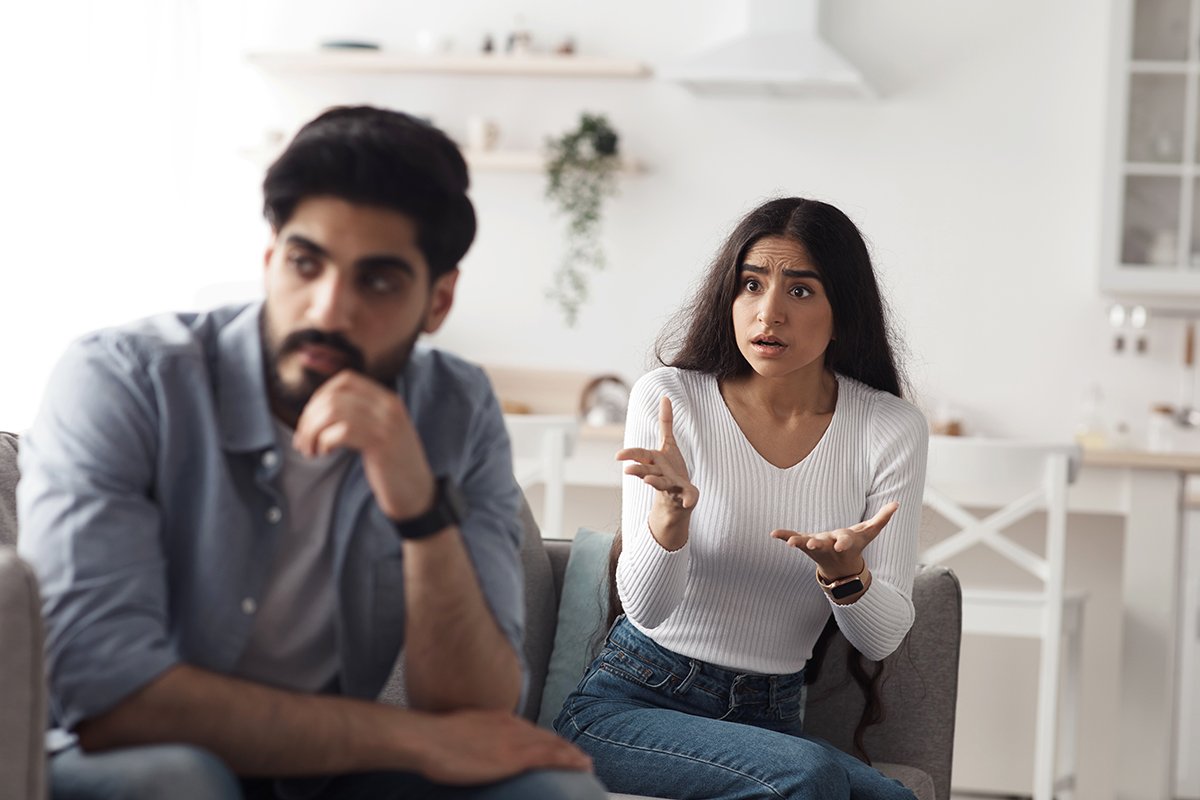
262, 450, 279, 469
266, 506, 283, 524
241, 597, 257, 615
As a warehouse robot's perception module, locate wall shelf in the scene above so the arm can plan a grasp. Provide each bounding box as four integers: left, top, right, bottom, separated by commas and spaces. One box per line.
463, 149, 644, 174
246, 50, 652, 79
241, 143, 644, 175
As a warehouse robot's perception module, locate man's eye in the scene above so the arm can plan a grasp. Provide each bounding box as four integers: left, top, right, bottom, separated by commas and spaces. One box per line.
288, 253, 320, 276
362, 272, 400, 294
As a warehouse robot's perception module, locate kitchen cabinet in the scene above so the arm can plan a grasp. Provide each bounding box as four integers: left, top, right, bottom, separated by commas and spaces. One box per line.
1102, 0, 1200, 303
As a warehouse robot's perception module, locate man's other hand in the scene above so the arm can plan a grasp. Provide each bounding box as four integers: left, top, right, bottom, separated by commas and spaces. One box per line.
415, 710, 592, 785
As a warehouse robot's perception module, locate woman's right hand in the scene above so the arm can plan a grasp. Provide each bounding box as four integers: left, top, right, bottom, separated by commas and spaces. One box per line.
616, 397, 698, 551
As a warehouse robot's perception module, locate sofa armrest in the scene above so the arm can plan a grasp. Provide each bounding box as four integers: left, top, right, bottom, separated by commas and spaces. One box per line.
804, 564, 962, 800
0, 548, 47, 800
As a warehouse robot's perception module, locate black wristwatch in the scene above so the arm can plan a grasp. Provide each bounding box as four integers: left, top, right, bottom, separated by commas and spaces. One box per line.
391, 476, 466, 540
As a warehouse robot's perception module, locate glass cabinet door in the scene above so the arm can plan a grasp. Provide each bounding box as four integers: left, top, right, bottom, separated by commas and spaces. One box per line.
1115, 0, 1200, 276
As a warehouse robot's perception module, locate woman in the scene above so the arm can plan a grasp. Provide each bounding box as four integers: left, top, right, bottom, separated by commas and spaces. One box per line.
553, 198, 928, 800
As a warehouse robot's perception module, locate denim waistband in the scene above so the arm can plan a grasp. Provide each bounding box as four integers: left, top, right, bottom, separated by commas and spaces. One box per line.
605, 616, 807, 706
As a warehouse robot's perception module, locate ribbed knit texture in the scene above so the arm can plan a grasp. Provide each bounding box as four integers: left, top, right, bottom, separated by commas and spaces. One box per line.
617, 367, 929, 672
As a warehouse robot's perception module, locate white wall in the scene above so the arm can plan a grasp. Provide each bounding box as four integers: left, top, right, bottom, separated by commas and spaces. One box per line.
2, 0, 1190, 442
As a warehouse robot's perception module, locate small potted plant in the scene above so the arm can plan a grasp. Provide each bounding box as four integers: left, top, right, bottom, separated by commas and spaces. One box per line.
544, 113, 621, 326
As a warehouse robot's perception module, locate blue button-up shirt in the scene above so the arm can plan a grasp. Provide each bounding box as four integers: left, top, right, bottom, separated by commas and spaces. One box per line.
17, 303, 524, 731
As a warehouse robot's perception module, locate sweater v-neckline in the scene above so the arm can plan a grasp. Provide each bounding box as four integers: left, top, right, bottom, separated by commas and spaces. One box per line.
712, 372, 843, 472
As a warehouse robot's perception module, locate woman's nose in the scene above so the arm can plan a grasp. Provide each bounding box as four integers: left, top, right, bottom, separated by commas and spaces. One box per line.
758, 290, 786, 325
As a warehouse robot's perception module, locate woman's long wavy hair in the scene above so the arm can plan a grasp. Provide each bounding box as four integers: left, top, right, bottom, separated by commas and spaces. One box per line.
657, 196, 904, 396
610, 197, 907, 763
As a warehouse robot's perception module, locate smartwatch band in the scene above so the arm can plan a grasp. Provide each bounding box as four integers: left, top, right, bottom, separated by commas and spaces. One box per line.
392, 476, 466, 540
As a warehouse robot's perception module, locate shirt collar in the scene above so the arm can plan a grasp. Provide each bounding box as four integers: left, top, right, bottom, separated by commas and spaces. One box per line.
216, 302, 277, 453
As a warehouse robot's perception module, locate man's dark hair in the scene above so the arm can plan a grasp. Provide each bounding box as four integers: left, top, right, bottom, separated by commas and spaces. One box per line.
263, 106, 476, 281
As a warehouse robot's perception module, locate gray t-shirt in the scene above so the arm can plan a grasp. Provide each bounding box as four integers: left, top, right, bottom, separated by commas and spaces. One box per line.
233, 420, 353, 692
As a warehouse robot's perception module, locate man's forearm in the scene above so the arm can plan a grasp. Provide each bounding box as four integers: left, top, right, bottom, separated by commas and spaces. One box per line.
77, 662, 592, 784
402, 525, 522, 713
76, 664, 433, 776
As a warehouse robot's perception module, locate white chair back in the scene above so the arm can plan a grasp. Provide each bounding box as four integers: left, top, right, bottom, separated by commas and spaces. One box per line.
503, 415, 580, 539
920, 436, 1084, 800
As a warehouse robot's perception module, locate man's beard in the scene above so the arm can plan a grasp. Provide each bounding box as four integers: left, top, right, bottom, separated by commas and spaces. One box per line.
262, 315, 423, 421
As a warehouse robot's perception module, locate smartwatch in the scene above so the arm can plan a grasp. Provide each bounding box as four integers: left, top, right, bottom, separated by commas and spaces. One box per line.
392, 476, 466, 540
816, 563, 867, 600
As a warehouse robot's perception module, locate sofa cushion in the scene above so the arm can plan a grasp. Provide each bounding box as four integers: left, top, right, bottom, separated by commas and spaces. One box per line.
536, 528, 614, 729
0, 432, 18, 548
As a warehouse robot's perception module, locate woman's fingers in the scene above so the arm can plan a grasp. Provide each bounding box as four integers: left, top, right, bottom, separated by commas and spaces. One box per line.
864, 502, 899, 531
616, 447, 658, 463
658, 396, 674, 449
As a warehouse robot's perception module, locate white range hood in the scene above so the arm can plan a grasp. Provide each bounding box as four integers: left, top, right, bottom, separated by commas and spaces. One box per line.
661, 0, 874, 99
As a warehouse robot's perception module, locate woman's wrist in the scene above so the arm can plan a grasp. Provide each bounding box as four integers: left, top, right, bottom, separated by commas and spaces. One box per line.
647, 503, 691, 552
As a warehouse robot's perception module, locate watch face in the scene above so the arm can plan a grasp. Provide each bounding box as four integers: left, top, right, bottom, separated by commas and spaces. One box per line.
830, 579, 864, 600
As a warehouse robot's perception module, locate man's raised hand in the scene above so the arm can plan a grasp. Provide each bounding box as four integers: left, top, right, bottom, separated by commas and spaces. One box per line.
292, 371, 435, 523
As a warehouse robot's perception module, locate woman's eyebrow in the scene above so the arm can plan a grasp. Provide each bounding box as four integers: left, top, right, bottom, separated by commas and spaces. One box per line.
740, 263, 823, 281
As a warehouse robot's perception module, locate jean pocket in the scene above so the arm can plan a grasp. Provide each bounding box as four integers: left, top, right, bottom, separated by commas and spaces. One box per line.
598, 643, 676, 690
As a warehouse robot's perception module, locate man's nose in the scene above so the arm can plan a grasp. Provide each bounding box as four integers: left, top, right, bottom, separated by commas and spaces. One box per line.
307, 272, 354, 331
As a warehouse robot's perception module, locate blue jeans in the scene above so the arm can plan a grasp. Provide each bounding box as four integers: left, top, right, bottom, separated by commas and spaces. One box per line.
50, 743, 606, 800
554, 617, 916, 800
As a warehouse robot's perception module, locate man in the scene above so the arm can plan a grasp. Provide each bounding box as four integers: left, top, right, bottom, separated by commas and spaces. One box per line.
17, 106, 603, 800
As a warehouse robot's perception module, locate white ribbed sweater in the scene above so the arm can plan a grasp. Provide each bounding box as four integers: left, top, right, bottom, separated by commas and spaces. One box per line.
616, 367, 929, 673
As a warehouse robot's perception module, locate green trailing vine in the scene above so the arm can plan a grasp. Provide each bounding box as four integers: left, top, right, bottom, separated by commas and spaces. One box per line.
544, 113, 620, 326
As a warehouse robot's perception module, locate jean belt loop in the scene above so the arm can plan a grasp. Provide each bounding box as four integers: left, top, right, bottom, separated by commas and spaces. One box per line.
605, 613, 626, 645
675, 659, 701, 695
769, 675, 779, 710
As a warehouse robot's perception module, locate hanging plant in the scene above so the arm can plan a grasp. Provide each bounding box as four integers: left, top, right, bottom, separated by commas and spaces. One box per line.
544, 112, 620, 326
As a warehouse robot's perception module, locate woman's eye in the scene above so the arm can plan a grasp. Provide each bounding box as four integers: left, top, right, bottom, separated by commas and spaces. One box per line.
791, 285, 813, 298
744, 278, 761, 292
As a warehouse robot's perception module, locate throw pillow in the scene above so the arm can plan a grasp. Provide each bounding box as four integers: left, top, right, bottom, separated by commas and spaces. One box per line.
536, 527, 615, 729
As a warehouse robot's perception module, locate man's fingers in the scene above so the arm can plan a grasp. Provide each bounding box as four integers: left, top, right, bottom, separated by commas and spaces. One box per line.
658, 396, 674, 449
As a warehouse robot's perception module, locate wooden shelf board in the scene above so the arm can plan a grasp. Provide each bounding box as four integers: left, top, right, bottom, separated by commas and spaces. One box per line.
463, 149, 644, 174
247, 50, 651, 78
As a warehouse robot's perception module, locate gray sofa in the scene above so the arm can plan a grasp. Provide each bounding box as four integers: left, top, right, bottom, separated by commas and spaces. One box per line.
0, 432, 961, 800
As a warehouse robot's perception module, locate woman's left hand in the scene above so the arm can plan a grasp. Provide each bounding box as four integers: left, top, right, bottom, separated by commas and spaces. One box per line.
769, 502, 899, 582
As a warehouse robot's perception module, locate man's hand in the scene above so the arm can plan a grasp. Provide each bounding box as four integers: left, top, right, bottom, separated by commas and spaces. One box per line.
617, 397, 698, 551
292, 371, 433, 521
770, 502, 899, 598
415, 709, 592, 785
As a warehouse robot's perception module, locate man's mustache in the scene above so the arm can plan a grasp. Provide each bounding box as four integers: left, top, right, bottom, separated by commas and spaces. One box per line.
278, 329, 366, 374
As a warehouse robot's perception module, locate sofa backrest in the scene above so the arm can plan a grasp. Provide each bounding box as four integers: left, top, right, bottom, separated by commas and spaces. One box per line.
0, 433, 18, 548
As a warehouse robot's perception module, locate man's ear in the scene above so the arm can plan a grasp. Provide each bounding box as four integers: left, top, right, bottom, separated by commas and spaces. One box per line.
263, 231, 278, 276
422, 269, 460, 334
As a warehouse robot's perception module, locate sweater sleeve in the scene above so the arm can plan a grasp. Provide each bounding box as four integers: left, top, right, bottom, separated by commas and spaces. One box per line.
830, 395, 929, 661
615, 370, 692, 629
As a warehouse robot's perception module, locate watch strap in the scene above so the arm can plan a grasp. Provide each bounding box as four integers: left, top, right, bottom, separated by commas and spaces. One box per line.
816, 563, 867, 600
392, 476, 465, 540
